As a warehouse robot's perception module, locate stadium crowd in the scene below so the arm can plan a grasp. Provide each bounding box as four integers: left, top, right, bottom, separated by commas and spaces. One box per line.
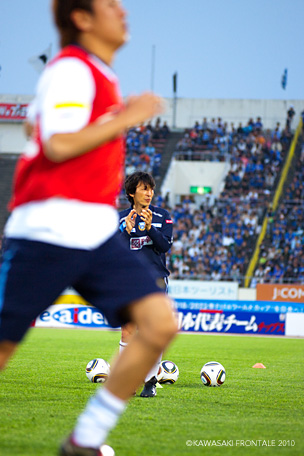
1, 112, 303, 287
174, 115, 292, 162
252, 140, 304, 285
160, 112, 300, 285
124, 118, 170, 178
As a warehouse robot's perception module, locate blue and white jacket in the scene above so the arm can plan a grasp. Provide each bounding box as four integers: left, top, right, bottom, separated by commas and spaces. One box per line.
119, 204, 173, 278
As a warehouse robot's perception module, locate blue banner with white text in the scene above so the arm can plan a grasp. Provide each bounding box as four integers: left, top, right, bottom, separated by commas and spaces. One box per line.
177, 309, 285, 335
175, 299, 304, 314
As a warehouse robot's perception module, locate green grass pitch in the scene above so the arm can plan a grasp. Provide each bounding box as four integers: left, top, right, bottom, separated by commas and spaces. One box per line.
0, 328, 303, 456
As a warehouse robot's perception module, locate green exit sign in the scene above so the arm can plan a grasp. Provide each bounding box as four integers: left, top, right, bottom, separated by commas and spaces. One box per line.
190, 186, 212, 194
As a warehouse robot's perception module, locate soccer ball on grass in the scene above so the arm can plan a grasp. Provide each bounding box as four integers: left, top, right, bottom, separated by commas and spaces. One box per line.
200, 361, 226, 387
86, 358, 110, 383
157, 360, 179, 384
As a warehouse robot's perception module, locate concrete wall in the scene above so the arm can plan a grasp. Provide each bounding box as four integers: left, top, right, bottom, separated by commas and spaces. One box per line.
239, 287, 256, 301
0, 94, 32, 154
0, 94, 33, 104
162, 160, 229, 207
0, 123, 27, 153
162, 97, 303, 130
0, 94, 303, 154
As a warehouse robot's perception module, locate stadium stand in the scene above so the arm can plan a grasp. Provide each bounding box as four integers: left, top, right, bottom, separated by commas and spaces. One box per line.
1, 114, 303, 287
125, 120, 171, 178
0, 122, 181, 256
250, 123, 304, 286
163, 114, 303, 285
118, 121, 183, 208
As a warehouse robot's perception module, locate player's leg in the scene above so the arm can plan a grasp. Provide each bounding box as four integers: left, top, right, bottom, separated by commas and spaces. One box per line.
107, 292, 177, 398
119, 322, 136, 352
140, 277, 169, 397
120, 322, 161, 397
119, 323, 138, 396
67, 292, 177, 453
0, 241, 33, 369
0, 239, 90, 371
139, 353, 162, 397
61, 234, 178, 454
0, 341, 18, 370
119, 277, 168, 397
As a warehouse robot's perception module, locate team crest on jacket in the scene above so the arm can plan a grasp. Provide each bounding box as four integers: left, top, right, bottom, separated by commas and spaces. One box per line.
138, 221, 146, 231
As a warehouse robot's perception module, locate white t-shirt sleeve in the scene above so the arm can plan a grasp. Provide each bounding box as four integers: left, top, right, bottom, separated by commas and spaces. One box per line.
38, 58, 96, 140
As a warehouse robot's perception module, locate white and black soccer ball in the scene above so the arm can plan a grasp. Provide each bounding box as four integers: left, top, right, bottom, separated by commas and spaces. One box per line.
157, 360, 179, 384
200, 361, 226, 387
86, 358, 110, 383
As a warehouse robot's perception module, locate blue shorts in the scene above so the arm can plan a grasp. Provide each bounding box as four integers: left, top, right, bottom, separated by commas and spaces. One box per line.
0, 233, 163, 342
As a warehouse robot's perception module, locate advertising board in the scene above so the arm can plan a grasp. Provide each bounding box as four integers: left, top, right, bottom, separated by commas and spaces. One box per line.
177, 309, 285, 335
256, 284, 304, 303
0, 103, 28, 121
33, 283, 304, 336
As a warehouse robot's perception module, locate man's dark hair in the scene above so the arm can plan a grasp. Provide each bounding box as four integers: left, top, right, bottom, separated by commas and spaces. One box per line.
125, 172, 155, 205
52, 0, 93, 48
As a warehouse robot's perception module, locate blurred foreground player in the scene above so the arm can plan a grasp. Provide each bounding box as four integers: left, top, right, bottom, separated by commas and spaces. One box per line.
0, 1, 177, 455
119, 172, 173, 397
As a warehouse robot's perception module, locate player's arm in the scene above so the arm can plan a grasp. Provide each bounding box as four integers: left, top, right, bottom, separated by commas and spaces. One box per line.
145, 211, 173, 253
119, 210, 137, 238
45, 93, 164, 163
119, 219, 131, 242
24, 121, 34, 138
24, 99, 38, 138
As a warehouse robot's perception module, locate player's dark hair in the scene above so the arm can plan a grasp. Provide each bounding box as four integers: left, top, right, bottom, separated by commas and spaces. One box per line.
125, 172, 155, 205
52, 0, 93, 48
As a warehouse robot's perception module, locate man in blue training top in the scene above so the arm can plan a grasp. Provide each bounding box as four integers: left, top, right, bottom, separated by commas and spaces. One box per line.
119, 171, 173, 397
